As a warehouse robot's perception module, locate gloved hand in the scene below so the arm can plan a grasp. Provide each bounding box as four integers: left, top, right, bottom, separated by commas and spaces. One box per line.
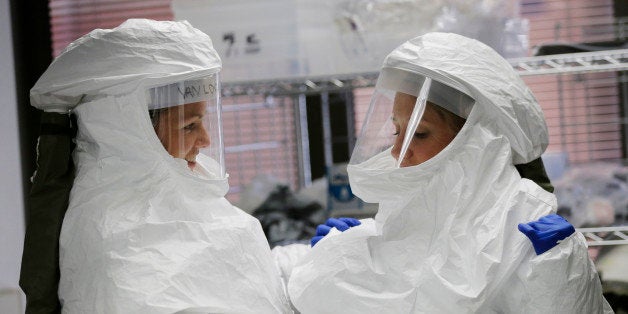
311, 217, 361, 247
518, 214, 575, 255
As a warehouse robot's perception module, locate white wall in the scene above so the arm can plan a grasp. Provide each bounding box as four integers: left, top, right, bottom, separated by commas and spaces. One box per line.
0, 0, 26, 311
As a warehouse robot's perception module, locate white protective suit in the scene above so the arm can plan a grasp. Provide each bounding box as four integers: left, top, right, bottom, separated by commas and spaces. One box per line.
30, 19, 291, 313
287, 33, 613, 313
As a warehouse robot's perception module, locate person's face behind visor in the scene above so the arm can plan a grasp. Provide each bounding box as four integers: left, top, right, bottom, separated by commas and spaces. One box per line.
348, 68, 473, 169
153, 101, 210, 171
391, 93, 465, 167
147, 75, 225, 177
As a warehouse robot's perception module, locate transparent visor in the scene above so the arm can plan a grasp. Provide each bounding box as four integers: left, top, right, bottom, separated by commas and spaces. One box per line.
350, 67, 475, 168
146, 74, 225, 178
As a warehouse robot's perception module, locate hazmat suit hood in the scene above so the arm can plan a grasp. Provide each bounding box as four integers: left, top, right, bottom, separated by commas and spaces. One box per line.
31, 19, 291, 313
30, 19, 222, 113
288, 33, 611, 313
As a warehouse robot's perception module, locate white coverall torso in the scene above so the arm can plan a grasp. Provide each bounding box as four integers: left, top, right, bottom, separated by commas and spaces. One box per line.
287, 33, 613, 314
57, 94, 291, 313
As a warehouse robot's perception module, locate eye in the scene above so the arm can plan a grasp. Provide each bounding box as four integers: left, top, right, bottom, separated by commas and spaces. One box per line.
414, 132, 428, 139
393, 126, 400, 136
183, 123, 197, 132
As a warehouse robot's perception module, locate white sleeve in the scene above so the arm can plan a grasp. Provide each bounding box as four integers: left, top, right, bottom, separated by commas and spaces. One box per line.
504, 232, 614, 314
271, 243, 312, 289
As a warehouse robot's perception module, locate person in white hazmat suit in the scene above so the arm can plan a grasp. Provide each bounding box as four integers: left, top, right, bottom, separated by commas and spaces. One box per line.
286, 33, 613, 313
29, 19, 292, 313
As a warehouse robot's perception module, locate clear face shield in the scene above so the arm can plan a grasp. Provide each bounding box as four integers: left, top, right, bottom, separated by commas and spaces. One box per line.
147, 73, 225, 179
350, 68, 475, 168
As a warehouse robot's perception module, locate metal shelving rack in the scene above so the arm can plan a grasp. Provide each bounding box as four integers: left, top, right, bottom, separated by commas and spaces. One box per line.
577, 226, 628, 246
222, 50, 628, 245
221, 49, 628, 94
222, 72, 379, 189
222, 72, 379, 96
508, 49, 628, 76
509, 49, 628, 246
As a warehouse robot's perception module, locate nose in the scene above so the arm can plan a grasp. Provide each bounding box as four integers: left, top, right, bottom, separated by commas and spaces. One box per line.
196, 124, 211, 148
391, 137, 401, 161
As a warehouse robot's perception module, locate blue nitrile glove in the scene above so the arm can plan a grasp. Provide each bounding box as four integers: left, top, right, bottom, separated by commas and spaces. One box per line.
518, 214, 575, 255
311, 217, 361, 247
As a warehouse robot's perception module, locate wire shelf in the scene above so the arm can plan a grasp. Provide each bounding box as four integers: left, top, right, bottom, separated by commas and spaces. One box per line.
222, 50, 628, 96
577, 226, 628, 246
509, 49, 628, 76
222, 72, 379, 97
